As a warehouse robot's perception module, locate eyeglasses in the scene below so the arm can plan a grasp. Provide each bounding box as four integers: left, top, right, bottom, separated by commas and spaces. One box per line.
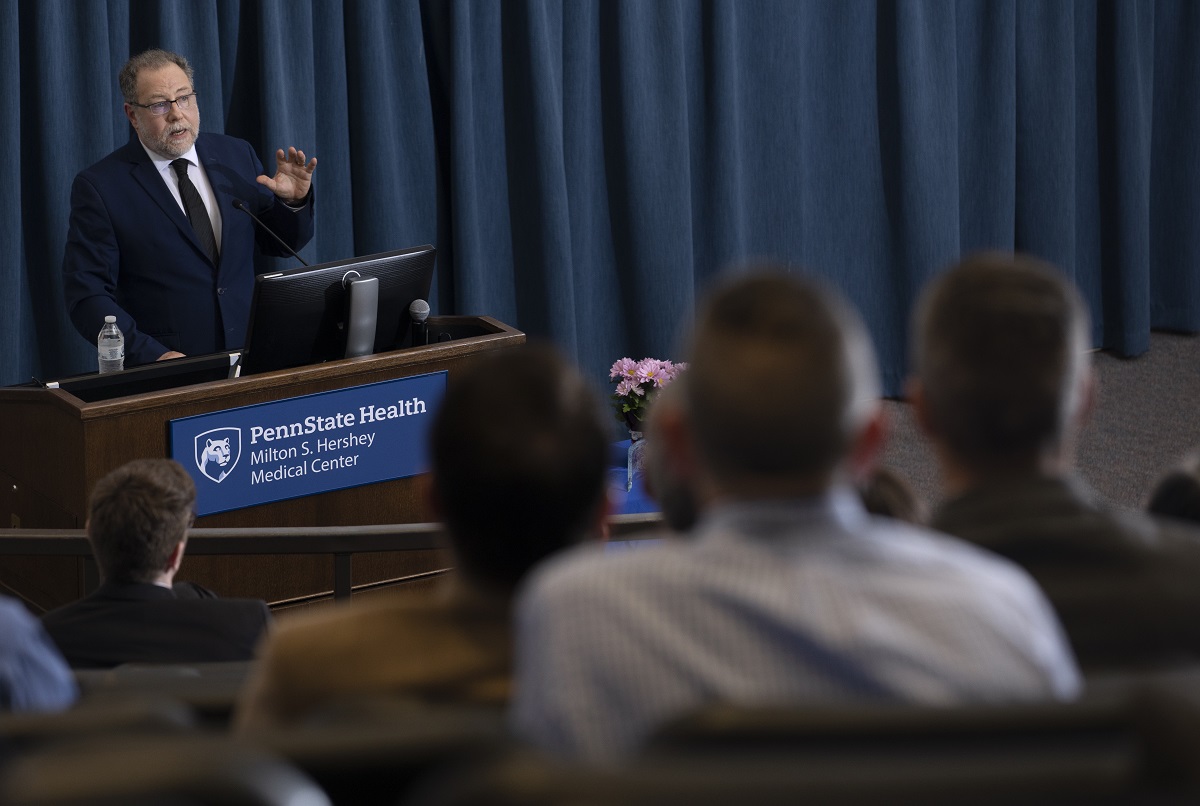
130, 92, 196, 116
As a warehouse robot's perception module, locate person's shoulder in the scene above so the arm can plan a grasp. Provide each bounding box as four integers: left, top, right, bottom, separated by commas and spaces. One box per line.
165, 594, 272, 632
172, 581, 218, 599
196, 132, 256, 158
39, 593, 96, 628
266, 596, 435, 656
204, 596, 273, 620
1134, 510, 1200, 560
75, 138, 146, 179
519, 537, 685, 606
864, 517, 1045, 590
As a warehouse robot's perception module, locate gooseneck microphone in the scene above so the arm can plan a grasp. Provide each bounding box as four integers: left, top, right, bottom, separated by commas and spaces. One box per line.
232, 199, 309, 266
409, 299, 430, 347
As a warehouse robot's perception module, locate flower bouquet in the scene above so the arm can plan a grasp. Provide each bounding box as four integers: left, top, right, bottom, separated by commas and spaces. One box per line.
609, 357, 687, 434
610, 357, 686, 491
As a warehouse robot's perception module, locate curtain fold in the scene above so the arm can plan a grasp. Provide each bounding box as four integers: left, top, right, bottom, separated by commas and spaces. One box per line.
3, 0, 1197, 398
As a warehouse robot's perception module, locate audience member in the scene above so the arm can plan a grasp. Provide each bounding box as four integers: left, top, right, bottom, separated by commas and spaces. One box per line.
913, 252, 1200, 669
41, 459, 271, 668
511, 269, 1079, 763
1147, 452, 1200, 525
236, 343, 610, 732
858, 466, 929, 525
0, 596, 76, 712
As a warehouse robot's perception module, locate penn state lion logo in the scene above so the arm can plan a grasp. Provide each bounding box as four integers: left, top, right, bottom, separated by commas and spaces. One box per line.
194, 427, 241, 483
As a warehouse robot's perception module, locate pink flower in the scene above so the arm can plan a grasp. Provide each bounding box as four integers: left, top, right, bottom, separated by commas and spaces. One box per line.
615, 379, 645, 397
636, 358, 671, 388
663, 361, 687, 382
609, 357, 638, 380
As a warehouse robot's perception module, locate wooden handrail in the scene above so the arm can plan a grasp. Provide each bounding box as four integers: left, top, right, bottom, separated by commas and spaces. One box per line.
0, 512, 665, 602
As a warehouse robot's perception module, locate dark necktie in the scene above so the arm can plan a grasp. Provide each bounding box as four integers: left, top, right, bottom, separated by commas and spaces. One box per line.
171, 158, 219, 265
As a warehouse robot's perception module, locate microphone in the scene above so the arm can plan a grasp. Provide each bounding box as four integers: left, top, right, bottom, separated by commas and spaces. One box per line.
409, 299, 430, 347
232, 199, 309, 266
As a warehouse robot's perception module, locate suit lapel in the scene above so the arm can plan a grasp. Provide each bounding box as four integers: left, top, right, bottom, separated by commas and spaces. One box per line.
123, 139, 213, 266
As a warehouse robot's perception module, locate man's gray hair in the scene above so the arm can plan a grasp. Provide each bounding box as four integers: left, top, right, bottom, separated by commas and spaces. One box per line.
684, 268, 881, 484
912, 251, 1091, 469
119, 49, 194, 104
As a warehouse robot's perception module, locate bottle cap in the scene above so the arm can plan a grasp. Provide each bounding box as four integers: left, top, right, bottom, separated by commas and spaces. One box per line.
104, 315, 117, 323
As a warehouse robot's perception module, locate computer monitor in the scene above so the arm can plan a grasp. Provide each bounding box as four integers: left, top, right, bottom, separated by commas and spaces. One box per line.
239, 245, 436, 375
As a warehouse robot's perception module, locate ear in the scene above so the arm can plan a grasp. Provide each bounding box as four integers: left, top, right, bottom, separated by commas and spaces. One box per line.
846, 405, 887, 483
659, 402, 698, 481
906, 377, 938, 439
124, 103, 138, 128
165, 539, 186, 575
593, 490, 613, 543
1072, 363, 1097, 432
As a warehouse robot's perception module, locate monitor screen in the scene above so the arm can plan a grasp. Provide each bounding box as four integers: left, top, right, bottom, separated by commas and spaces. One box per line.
239, 245, 436, 375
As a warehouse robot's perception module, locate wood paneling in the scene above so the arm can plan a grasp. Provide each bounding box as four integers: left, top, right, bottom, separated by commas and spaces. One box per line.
0, 318, 522, 610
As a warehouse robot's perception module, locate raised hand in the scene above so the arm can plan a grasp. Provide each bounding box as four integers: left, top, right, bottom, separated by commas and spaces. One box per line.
256, 146, 317, 202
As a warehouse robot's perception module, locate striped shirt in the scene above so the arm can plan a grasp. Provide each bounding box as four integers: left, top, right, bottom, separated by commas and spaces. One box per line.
511, 488, 1080, 763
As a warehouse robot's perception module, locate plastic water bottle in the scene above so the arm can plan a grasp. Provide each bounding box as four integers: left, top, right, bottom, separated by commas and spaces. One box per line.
97, 316, 124, 374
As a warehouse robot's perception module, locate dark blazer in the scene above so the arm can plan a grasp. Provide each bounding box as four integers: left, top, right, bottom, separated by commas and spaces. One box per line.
63, 133, 315, 365
41, 581, 271, 669
934, 475, 1200, 670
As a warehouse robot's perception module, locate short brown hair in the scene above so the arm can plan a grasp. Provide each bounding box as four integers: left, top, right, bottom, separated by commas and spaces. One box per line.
685, 268, 881, 484
913, 252, 1090, 469
87, 459, 196, 583
430, 343, 608, 590
119, 49, 194, 104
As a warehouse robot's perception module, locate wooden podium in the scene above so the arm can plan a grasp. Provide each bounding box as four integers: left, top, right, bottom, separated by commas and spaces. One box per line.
0, 316, 524, 611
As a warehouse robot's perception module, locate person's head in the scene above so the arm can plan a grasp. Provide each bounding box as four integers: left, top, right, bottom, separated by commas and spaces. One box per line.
87, 459, 196, 585
642, 380, 700, 532
429, 343, 609, 592
681, 268, 884, 498
858, 466, 929, 525
910, 252, 1093, 481
120, 49, 200, 159
1147, 453, 1200, 525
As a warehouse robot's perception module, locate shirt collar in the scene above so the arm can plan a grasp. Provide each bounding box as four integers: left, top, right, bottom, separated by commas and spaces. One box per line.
696, 486, 870, 543
140, 140, 200, 174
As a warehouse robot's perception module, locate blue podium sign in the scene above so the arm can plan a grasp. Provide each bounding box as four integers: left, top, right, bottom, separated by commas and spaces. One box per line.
169, 371, 447, 516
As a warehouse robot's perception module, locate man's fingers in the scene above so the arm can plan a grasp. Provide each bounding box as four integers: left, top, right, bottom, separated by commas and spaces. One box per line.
272, 147, 316, 173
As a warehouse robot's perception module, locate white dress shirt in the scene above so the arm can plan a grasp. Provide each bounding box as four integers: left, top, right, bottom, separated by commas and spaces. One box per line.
140, 142, 223, 255
512, 487, 1081, 763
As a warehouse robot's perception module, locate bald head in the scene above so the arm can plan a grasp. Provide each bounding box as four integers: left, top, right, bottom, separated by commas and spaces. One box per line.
912, 252, 1091, 472
684, 269, 881, 490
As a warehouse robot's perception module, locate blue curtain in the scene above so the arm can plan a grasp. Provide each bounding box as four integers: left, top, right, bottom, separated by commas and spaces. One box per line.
4, 0, 1198, 396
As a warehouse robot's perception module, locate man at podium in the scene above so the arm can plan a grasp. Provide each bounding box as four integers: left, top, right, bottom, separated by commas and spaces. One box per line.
62, 48, 317, 366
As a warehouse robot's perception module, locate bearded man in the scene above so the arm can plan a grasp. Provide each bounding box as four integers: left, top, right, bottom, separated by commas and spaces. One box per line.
63, 48, 316, 365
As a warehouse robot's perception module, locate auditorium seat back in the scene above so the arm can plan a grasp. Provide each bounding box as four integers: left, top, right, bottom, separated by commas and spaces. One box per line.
0, 733, 330, 806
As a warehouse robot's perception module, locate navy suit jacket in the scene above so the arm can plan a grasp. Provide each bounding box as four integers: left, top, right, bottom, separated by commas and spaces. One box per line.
63, 133, 315, 366
41, 580, 272, 670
